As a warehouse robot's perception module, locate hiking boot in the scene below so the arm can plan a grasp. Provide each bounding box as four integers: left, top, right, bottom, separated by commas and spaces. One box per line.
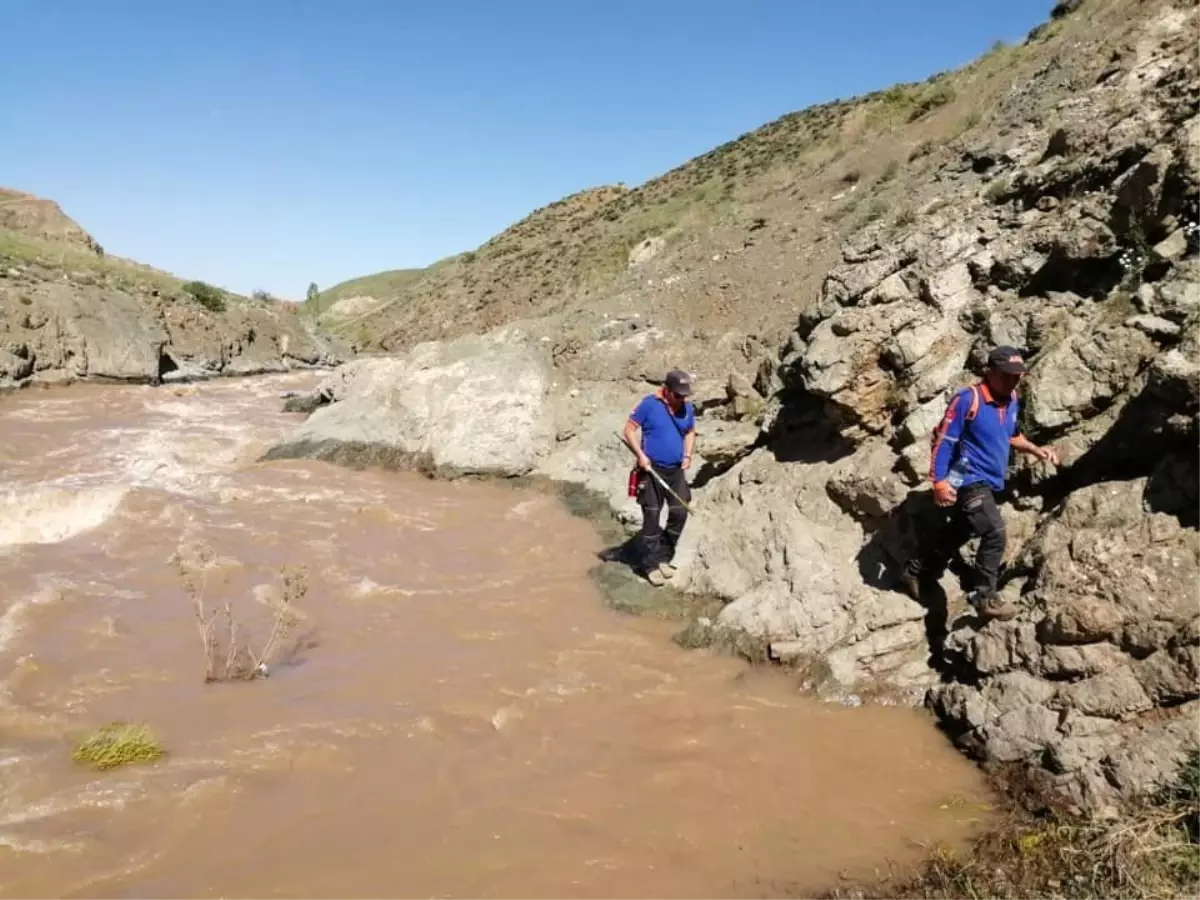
658, 562, 678, 580
645, 568, 667, 587
969, 590, 1018, 622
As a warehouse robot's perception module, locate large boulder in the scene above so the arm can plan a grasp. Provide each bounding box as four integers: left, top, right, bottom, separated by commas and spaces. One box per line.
271, 328, 557, 476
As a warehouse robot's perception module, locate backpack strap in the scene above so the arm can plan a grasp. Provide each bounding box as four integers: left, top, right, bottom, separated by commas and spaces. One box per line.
965, 384, 980, 421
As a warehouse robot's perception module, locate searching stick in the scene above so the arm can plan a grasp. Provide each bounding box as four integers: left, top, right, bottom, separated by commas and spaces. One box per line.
614, 431, 695, 515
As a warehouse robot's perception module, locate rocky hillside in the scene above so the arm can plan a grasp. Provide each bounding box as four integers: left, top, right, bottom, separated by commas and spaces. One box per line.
270, 0, 1199, 818
313, 0, 1193, 381
0, 189, 344, 389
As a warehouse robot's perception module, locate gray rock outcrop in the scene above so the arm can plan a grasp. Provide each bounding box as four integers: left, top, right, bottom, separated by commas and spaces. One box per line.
0, 265, 342, 389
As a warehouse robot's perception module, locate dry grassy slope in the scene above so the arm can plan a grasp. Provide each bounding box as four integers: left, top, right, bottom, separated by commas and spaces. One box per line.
0, 189, 270, 309
332, 0, 1165, 370
0, 188, 103, 252
306, 266, 427, 321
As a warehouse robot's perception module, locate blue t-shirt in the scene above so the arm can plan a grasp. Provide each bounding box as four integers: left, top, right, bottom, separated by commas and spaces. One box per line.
630, 392, 695, 467
931, 384, 1020, 492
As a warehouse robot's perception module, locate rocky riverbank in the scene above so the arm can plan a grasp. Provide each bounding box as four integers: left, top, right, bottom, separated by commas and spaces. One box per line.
0, 189, 344, 390
268, 0, 1199, 822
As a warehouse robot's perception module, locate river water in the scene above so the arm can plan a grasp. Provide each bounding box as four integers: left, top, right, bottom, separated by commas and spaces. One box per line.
0, 374, 992, 898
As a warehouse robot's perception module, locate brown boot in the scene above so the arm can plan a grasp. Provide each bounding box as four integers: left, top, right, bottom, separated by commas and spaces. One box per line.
972, 590, 1018, 622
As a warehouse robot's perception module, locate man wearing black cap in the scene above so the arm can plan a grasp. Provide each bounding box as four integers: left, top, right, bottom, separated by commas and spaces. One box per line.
623, 369, 697, 586
901, 346, 1060, 621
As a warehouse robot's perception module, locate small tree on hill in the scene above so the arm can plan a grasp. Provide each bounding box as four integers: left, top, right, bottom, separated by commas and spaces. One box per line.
306, 282, 320, 312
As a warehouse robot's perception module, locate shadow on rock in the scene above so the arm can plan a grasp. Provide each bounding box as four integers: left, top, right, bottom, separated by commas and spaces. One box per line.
764, 389, 856, 465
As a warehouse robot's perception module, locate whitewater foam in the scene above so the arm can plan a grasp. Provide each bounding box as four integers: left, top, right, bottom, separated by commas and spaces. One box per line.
0, 487, 128, 548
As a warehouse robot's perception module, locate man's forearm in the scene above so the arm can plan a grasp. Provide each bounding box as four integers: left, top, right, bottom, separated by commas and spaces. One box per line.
1010, 434, 1041, 455
624, 421, 648, 464
683, 431, 696, 461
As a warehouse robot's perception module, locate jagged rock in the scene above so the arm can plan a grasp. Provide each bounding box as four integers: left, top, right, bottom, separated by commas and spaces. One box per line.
1111, 145, 1175, 235
1125, 313, 1182, 338
1026, 322, 1158, 431
825, 440, 909, 520
724, 371, 766, 420
933, 479, 1199, 808
920, 262, 980, 313
821, 249, 915, 307
863, 271, 914, 305
1153, 227, 1189, 260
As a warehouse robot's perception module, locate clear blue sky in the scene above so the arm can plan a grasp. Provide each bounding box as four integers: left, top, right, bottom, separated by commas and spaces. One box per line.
3, 0, 1052, 300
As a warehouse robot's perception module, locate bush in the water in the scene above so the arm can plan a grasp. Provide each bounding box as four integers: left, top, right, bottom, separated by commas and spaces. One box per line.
72, 722, 164, 770
171, 540, 311, 683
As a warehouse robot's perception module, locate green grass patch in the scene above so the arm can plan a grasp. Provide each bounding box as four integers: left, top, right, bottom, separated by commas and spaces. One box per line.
183, 280, 227, 312
72, 722, 165, 770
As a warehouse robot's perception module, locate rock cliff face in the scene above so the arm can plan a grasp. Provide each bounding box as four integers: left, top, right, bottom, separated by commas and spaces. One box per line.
0, 190, 343, 389
269, 0, 1198, 814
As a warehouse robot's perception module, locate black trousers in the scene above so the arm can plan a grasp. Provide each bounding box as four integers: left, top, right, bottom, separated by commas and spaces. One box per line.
635, 463, 691, 571
907, 483, 1007, 599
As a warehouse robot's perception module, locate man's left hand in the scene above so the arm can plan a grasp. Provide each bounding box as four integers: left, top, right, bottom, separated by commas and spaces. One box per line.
682, 454, 693, 470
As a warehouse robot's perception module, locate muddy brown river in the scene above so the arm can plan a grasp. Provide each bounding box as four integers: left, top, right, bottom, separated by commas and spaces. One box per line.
0, 374, 993, 898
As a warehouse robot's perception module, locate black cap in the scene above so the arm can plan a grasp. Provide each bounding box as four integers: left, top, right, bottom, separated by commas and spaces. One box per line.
664, 369, 694, 397
987, 345, 1029, 374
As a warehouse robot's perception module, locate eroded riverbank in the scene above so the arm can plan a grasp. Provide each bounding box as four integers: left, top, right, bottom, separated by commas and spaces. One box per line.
0, 375, 994, 898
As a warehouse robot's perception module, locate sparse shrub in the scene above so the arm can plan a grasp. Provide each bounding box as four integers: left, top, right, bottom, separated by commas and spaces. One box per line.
172, 541, 310, 683
895, 207, 916, 227
251, 289, 272, 303
183, 280, 226, 313
73, 722, 164, 770
908, 141, 936, 162
907, 83, 957, 122
878, 160, 901, 183
841, 169, 862, 185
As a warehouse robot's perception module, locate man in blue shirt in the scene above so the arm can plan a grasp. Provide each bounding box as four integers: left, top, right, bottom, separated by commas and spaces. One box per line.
622, 369, 697, 586
901, 346, 1060, 621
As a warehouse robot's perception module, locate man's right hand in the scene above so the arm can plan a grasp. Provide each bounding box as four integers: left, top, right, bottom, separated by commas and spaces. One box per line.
636, 453, 652, 471
933, 480, 957, 507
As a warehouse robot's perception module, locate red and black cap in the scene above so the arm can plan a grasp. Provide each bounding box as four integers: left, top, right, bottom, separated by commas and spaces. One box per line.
664, 369, 694, 397
987, 345, 1028, 374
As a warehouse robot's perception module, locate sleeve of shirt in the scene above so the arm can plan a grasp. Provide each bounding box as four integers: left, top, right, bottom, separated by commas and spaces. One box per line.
930, 389, 969, 483
629, 396, 653, 427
